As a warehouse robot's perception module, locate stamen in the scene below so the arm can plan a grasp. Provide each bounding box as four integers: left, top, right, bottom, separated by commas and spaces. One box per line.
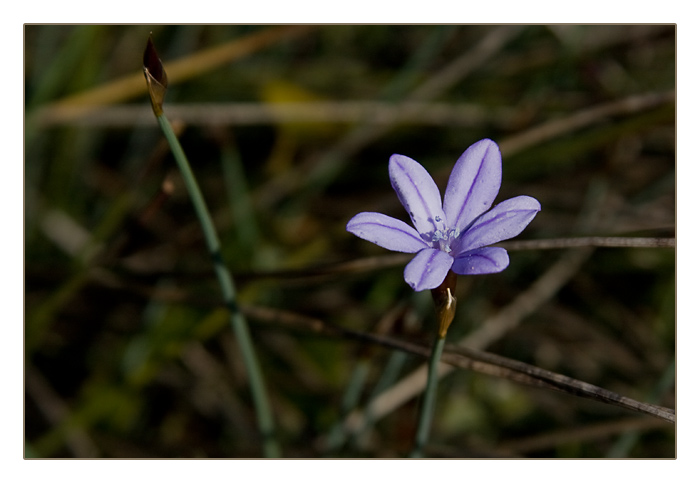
432, 227, 459, 253
432, 230, 447, 242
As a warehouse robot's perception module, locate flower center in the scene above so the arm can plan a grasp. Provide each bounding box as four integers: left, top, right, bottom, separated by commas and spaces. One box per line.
431, 227, 460, 253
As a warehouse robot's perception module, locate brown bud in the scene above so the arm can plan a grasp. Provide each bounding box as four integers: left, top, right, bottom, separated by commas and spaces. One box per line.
143, 35, 168, 116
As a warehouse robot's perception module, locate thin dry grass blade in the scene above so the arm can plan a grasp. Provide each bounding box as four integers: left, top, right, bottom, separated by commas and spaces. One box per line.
36, 26, 316, 123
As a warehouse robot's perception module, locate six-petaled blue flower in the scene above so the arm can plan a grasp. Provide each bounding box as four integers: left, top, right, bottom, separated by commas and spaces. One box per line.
346, 139, 541, 291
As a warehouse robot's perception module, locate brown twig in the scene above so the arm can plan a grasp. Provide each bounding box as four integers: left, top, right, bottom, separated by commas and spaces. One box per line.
241, 305, 675, 423
498, 236, 675, 250
230, 236, 673, 284
34, 101, 521, 128
498, 90, 675, 157
443, 344, 675, 423
498, 416, 671, 456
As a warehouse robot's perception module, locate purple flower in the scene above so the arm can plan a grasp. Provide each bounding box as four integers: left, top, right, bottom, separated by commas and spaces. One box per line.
346, 139, 541, 291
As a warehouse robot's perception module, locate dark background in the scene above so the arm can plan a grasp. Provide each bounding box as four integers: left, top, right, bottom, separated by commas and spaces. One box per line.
25, 25, 675, 458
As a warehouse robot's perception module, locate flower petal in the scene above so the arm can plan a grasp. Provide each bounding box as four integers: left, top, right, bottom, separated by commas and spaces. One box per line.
443, 139, 502, 232
452, 247, 509, 275
347, 212, 428, 253
455, 195, 541, 253
389, 154, 446, 239
403, 248, 454, 291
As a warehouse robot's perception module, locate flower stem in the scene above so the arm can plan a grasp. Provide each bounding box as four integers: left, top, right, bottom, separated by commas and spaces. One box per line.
155, 114, 280, 458
410, 334, 446, 458
410, 271, 456, 458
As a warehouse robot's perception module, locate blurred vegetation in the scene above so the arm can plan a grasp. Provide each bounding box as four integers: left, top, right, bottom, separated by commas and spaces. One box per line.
24, 25, 675, 458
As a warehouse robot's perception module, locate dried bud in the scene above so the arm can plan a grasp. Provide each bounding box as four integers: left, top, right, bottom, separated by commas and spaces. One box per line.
143, 35, 168, 116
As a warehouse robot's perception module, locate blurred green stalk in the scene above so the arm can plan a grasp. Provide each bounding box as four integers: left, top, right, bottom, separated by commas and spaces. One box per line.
410, 335, 446, 458
324, 359, 372, 454
144, 36, 279, 457
154, 114, 280, 458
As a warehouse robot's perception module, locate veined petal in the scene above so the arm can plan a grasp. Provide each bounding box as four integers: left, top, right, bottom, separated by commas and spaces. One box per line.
444, 139, 502, 232
452, 247, 509, 275
389, 154, 446, 238
347, 212, 428, 253
456, 195, 541, 253
403, 248, 454, 291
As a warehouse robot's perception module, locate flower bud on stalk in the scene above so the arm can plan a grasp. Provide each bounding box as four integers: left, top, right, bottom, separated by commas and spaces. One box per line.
143, 35, 168, 117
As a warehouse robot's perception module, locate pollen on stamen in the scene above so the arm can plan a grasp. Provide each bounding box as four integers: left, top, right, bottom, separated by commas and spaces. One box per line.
431, 227, 461, 254
432, 230, 447, 242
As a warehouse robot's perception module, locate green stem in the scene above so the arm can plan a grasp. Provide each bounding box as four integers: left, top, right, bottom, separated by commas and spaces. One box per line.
156, 114, 280, 458
410, 335, 446, 458
324, 359, 371, 454
354, 351, 408, 445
